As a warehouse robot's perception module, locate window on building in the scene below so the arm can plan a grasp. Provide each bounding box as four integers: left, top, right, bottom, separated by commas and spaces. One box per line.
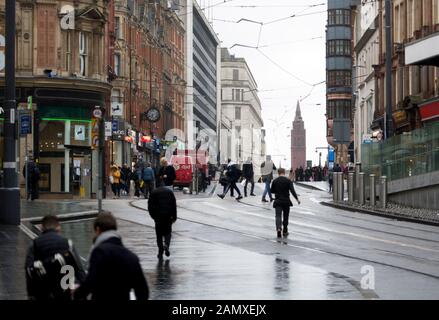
327, 70, 352, 87
233, 69, 239, 80
327, 40, 351, 56
235, 106, 241, 120
115, 17, 121, 39
114, 53, 121, 76
79, 32, 87, 76
327, 100, 351, 119
65, 31, 71, 72
235, 88, 241, 101
328, 9, 351, 26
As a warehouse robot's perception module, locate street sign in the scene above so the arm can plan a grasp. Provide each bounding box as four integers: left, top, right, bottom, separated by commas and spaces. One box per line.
19, 112, 32, 136
112, 119, 118, 132
111, 101, 124, 117
105, 122, 112, 137
93, 107, 102, 119
91, 119, 99, 149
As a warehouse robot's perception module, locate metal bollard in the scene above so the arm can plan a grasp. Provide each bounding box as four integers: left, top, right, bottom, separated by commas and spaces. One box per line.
355, 162, 361, 201
338, 172, 344, 202
348, 173, 354, 204
358, 173, 365, 205
370, 174, 376, 207
333, 172, 338, 202
380, 176, 388, 209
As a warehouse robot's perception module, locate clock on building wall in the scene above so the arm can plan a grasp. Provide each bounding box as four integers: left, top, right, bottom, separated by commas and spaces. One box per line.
145, 107, 161, 123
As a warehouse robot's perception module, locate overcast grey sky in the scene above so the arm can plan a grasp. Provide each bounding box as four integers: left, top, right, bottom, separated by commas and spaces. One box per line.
197, 0, 328, 167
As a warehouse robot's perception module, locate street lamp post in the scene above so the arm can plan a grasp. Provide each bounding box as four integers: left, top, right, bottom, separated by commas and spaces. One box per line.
0, 0, 20, 225
385, 0, 393, 139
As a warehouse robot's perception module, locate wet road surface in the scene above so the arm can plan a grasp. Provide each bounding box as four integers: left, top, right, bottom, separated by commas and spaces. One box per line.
69, 183, 439, 300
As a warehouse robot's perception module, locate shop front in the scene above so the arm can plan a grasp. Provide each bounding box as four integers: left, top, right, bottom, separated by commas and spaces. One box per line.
27, 87, 107, 199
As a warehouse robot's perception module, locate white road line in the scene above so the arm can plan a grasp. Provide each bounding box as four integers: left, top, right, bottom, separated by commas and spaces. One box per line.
182, 201, 439, 253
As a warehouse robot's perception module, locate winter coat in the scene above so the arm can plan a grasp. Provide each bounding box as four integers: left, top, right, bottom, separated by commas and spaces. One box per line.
242, 163, 254, 179
25, 230, 86, 300
148, 187, 177, 225
142, 167, 155, 182
111, 167, 121, 184
158, 165, 176, 186
226, 164, 242, 182
270, 176, 299, 208
261, 161, 277, 182
74, 234, 149, 300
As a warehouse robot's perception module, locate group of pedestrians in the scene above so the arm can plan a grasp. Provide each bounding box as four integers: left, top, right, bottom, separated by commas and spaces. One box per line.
217, 156, 301, 238
109, 158, 176, 199
25, 159, 179, 300
25, 214, 149, 300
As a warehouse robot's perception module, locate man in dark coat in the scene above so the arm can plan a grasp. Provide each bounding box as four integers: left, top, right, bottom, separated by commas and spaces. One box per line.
270, 168, 300, 238
23, 159, 40, 201
158, 157, 176, 188
242, 157, 256, 197
74, 214, 149, 300
25, 215, 86, 300
217, 159, 243, 200
148, 186, 178, 259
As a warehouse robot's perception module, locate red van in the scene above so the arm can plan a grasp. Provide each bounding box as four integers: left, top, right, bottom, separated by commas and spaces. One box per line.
170, 155, 193, 191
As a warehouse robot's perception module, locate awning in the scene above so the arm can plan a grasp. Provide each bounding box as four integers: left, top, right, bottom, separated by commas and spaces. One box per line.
405, 32, 439, 67
419, 98, 439, 122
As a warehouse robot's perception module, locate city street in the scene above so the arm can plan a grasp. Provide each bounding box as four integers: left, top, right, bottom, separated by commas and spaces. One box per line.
65, 183, 439, 300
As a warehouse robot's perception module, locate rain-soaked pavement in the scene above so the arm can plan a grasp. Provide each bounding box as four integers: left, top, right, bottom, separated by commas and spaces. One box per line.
65, 183, 439, 300
3, 182, 439, 299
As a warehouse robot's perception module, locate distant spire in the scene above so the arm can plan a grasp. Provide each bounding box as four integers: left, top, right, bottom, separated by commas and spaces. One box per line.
294, 100, 302, 121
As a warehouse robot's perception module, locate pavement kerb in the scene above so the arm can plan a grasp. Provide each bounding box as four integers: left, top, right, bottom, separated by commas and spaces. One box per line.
321, 201, 439, 227
294, 182, 327, 192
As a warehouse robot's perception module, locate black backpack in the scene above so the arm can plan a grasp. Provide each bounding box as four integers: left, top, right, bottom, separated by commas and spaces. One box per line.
26, 239, 79, 300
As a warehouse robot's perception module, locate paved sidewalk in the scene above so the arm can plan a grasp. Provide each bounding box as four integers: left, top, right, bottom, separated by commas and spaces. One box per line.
20, 199, 97, 219
0, 225, 29, 300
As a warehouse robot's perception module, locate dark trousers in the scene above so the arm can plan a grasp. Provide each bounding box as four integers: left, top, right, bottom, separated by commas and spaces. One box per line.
27, 181, 39, 200
155, 223, 172, 253
111, 183, 120, 197
275, 205, 290, 231
134, 181, 141, 197
143, 180, 155, 199
329, 179, 333, 193
223, 181, 241, 197
244, 177, 255, 196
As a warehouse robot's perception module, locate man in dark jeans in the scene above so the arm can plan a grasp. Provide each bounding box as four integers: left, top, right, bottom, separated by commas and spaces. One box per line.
270, 168, 300, 238
25, 215, 86, 300
142, 162, 155, 199
242, 157, 256, 197
217, 160, 243, 200
23, 159, 40, 201
148, 186, 177, 259
74, 214, 149, 300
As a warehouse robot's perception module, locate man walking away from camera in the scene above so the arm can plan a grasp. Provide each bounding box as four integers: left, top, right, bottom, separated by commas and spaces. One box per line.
74, 214, 149, 300
261, 156, 276, 203
270, 168, 300, 238
25, 215, 86, 300
148, 186, 177, 259
142, 162, 155, 199
243, 157, 256, 197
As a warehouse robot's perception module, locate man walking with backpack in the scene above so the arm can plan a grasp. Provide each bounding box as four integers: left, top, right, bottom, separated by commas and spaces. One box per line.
25, 215, 86, 300
217, 159, 243, 201
142, 162, 155, 199
74, 214, 149, 300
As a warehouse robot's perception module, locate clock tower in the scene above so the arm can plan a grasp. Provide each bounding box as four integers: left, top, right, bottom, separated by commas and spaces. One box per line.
291, 101, 306, 170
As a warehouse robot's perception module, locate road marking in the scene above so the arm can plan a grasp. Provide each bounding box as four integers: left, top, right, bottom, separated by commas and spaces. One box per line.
182, 201, 439, 254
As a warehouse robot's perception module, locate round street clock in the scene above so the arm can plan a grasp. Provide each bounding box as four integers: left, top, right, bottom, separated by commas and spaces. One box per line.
145, 107, 161, 123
